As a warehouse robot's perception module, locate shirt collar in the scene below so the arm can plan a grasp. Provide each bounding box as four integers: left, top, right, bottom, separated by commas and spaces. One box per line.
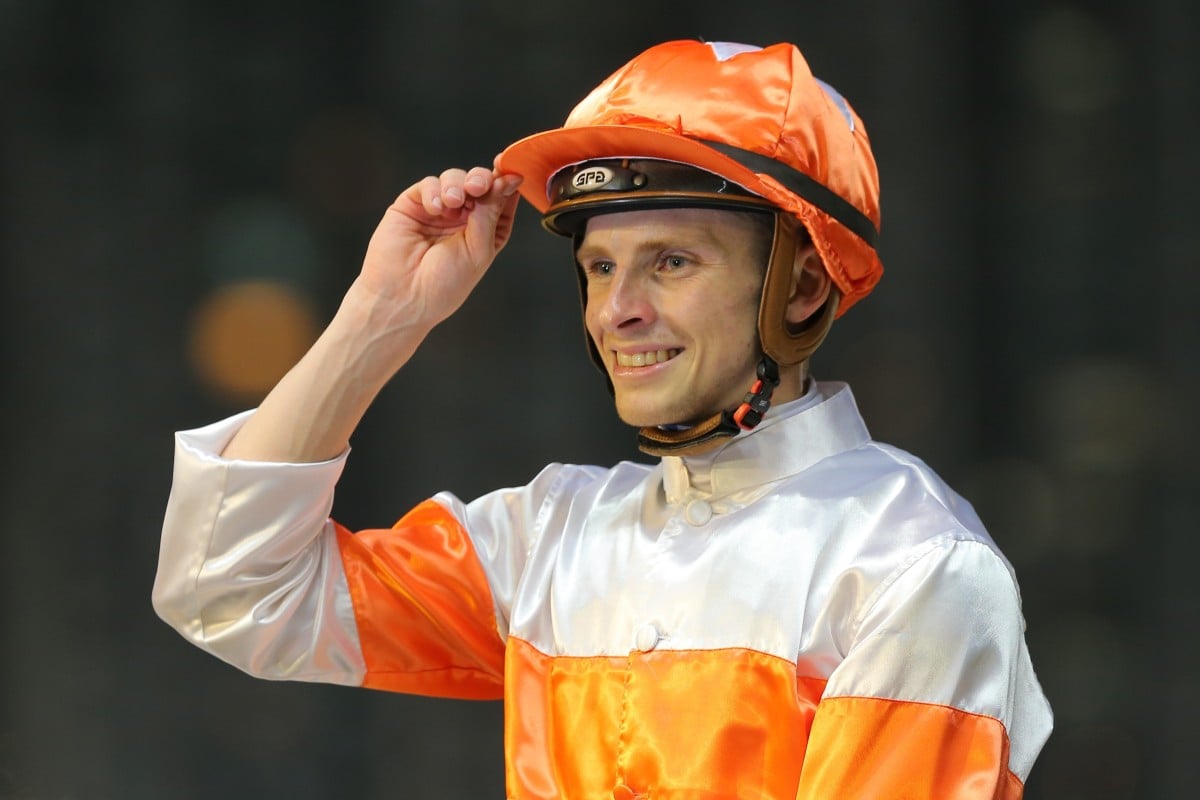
661, 381, 871, 502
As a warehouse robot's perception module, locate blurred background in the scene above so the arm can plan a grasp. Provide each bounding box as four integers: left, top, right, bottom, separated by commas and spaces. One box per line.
2, 0, 1196, 797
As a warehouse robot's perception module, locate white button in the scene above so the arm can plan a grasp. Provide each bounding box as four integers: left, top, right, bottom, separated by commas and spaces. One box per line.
634, 623, 661, 652
684, 499, 713, 526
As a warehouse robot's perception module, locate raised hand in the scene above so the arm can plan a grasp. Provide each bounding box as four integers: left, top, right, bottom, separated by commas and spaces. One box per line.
220, 165, 524, 463
352, 166, 523, 333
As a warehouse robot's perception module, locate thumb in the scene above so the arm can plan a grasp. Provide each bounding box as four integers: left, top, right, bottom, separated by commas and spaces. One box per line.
463, 175, 524, 259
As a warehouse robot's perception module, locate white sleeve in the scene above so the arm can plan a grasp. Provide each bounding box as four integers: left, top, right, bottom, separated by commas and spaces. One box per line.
151, 411, 366, 685
823, 535, 1054, 782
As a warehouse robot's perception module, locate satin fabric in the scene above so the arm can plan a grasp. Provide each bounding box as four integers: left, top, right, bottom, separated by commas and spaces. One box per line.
797, 698, 1022, 800
152, 414, 366, 684
336, 501, 505, 698
504, 636, 1023, 800
497, 40, 884, 314
504, 637, 825, 799
153, 381, 1053, 798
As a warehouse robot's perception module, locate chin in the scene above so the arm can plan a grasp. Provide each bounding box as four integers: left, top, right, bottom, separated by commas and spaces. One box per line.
613, 400, 667, 429
614, 398, 707, 429
614, 408, 661, 428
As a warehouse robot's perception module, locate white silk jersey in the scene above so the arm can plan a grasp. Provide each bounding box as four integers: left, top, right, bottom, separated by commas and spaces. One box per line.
154, 381, 1052, 799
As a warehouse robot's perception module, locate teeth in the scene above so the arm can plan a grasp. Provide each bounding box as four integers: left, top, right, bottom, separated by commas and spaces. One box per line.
616, 349, 679, 367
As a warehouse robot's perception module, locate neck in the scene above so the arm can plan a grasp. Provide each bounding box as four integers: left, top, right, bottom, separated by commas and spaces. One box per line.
771, 360, 809, 405
635, 357, 809, 457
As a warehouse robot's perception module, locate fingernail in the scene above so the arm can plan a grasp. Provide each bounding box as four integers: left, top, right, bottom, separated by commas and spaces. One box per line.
446, 187, 464, 203
501, 176, 523, 196
465, 175, 487, 191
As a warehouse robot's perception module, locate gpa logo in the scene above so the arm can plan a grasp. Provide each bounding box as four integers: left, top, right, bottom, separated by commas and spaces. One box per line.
572, 167, 614, 192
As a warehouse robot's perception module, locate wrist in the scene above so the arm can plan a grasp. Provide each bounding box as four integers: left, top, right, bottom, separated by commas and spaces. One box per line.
336, 279, 433, 340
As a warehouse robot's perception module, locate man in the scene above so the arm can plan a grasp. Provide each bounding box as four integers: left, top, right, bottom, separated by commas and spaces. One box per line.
154, 40, 1052, 798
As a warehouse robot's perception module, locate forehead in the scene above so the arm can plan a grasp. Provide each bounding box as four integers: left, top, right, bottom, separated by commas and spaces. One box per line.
578, 207, 768, 250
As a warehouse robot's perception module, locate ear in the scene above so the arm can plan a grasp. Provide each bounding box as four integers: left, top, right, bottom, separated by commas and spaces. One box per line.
785, 243, 832, 326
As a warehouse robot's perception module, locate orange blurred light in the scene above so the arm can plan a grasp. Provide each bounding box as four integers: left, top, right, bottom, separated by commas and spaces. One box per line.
187, 280, 319, 404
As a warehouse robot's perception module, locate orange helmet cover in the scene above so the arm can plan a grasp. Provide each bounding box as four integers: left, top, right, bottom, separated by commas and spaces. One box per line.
497, 40, 883, 314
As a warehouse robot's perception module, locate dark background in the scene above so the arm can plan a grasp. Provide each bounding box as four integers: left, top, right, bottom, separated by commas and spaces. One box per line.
3, 1, 1196, 797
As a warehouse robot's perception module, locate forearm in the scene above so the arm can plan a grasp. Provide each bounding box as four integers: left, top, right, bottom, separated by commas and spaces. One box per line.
222, 278, 433, 463
221, 164, 520, 464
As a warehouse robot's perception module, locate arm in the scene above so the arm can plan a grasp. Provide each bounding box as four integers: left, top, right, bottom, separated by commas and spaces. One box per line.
153, 166, 524, 689
223, 165, 522, 463
796, 538, 1053, 799
152, 414, 576, 696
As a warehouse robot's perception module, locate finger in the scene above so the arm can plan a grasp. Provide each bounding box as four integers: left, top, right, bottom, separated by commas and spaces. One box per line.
492, 187, 523, 250
472, 174, 522, 218
494, 172, 523, 198
463, 166, 494, 198
438, 168, 469, 209
463, 175, 524, 257
413, 175, 446, 214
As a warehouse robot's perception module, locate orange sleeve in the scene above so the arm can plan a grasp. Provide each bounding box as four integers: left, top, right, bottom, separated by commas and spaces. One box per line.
335, 499, 506, 700
796, 696, 1023, 799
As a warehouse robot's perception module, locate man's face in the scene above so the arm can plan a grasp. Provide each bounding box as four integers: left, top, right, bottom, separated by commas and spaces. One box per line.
578, 207, 768, 428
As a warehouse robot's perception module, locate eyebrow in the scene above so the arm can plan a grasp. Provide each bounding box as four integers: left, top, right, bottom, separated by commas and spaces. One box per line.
576, 234, 722, 264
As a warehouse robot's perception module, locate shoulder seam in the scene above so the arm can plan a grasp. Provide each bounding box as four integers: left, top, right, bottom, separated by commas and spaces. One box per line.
849, 535, 1017, 642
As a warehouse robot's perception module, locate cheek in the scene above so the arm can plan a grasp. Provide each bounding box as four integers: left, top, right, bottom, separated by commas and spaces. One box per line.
712, 286, 761, 335
703, 290, 762, 369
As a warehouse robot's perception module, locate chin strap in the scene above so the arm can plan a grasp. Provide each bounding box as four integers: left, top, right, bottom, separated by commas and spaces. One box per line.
636, 357, 781, 457
732, 356, 781, 429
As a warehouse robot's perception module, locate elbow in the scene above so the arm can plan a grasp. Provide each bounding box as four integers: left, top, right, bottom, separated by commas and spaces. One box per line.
150, 563, 202, 640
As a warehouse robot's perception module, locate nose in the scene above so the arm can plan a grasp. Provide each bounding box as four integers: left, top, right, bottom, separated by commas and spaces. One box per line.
589, 268, 657, 334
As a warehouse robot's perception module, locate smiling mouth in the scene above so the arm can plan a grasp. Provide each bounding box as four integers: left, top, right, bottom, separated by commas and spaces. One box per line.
614, 349, 681, 368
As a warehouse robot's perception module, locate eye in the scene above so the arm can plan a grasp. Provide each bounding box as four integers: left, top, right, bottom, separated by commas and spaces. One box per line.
583, 259, 614, 278
660, 253, 691, 270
